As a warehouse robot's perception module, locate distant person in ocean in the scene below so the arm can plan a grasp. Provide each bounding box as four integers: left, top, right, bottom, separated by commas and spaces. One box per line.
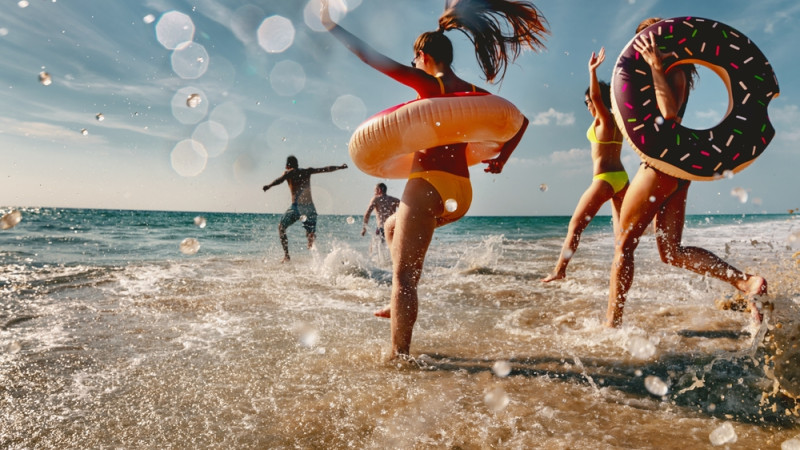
321, 0, 546, 358
606, 18, 768, 327
361, 183, 400, 243
262, 155, 348, 262
542, 48, 628, 283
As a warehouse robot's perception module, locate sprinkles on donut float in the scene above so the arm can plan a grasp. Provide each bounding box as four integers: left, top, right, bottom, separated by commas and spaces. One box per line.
611, 16, 780, 181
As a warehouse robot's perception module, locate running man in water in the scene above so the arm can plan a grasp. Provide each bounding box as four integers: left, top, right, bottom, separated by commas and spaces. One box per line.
361, 183, 400, 242
262, 155, 348, 262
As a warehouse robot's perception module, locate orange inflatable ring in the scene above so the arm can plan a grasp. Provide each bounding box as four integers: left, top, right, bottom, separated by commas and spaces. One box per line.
349, 92, 525, 179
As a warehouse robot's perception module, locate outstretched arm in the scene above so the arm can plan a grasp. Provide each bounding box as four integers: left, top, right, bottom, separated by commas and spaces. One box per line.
309, 163, 348, 175
588, 48, 614, 127
320, 0, 437, 93
262, 171, 287, 192
482, 117, 529, 174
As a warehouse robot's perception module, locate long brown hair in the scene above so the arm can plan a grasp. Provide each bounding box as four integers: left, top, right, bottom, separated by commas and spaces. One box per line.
415, 0, 549, 83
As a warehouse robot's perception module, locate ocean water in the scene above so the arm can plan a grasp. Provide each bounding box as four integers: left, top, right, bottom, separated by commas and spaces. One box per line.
1, 207, 800, 448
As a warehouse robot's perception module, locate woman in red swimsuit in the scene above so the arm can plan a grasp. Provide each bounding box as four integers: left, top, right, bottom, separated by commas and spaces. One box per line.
321, 0, 547, 358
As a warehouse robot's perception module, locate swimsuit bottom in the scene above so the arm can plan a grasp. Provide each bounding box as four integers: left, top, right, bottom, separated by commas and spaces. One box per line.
593, 170, 629, 194
408, 170, 472, 226
280, 203, 317, 233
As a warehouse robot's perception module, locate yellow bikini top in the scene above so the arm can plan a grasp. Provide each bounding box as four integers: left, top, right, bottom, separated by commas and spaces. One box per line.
587, 124, 623, 145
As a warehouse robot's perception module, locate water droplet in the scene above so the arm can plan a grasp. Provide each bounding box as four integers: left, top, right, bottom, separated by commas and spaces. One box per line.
80, 128, 88, 136
38, 71, 52, 86
781, 438, 800, 450
723, 170, 734, 179
95, 113, 104, 121
648, 195, 656, 203
655, 116, 664, 125
444, 198, 458, 213
18, 1, 29, 8
539, 184, 548, 192
730, 187, 748, 203
644, 375, 669, 396
299, 215, 307, 223
297, 324, 319, 347
709, 422, 737, 446
179, 237, 200, 255
155, 11, 195, 50
346, 216, 355, 225
186, 93, 202, 108
193, 216, 207, 228
484, 387, 510, 411
257, 15, 295, 53
627, 336, 656, 359
1, 210, 22, 230
492, 360, 511, 377
143, 14, 155, 24
435, 121, 441, 127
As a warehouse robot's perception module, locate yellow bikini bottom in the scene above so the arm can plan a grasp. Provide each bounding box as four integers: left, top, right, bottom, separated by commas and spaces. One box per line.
593, 170, 629, 194
408, 170, 472, 226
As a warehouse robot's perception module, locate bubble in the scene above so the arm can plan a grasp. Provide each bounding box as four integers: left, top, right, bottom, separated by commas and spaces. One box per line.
143, 14, 155, 24
80, 128, 88, 136
193, 216, 207, 228
170, 139, 208, 177
257, 15, 295, 53
156, 11, 195, 50
171, 42, 209, 79
730, 187, 748, 204
186, 93, 202, 108
539, 183, 548, 192
444, 198, 458, 213
300, 215, 307, 223
346, 216, 355, 224
627, 336, 656, 359
492, 360, 512, 377
562, 249, 574, 260
330, 94, 367, 131
709, 422, 737, 446
171, 87, 208, 125
7, 341, 22, 353
210, 102, 246, 139
782, 438, 800, 450
304, 0, 347, 32
1, 210, 22, 230
484, 387, 510, 411
192, 121, 229, 157
655, 116, 664, 125
269, 59, 306, 96
0, 28, 8, 37
38, 71, 52, 86
179, 237, 200, 255
644, 375, 669, 396
648, 195, 656, 203
95, 113, 104, 122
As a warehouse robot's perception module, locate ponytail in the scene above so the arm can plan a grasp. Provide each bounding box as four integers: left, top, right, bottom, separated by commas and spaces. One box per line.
435, 0, 548, 83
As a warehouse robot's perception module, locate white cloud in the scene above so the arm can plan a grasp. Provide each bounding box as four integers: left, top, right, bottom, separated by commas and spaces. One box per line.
531, 108, 575, 126
550, 148, 589, 164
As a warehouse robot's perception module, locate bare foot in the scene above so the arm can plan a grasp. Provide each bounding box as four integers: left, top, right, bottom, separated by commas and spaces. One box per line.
281, 255, 290, 263
541, 272, 565, 283
742, 276, 768, 323
374, 306, 390, 318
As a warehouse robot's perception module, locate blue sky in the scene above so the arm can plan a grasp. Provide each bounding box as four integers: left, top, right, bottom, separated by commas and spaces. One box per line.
1, 0, 797, 216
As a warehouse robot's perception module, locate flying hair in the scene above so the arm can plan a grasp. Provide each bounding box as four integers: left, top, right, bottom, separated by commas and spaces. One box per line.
436, 0, 549, 83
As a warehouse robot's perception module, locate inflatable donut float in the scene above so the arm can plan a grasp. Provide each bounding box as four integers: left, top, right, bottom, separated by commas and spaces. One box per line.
348, 92, 525, 179
611, 17, 779, 181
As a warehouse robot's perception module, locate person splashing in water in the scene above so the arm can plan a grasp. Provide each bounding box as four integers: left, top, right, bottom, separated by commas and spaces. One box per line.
321, 0, 548, 358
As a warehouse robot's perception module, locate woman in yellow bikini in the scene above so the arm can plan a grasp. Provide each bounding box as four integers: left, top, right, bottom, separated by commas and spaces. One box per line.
321, 0, 547, 358
542, 47, 628, 282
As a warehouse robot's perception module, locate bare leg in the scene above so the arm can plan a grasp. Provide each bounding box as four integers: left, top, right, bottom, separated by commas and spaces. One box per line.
373, 214, 397, 318
654, 182, 768, 322
388, 178, 440, 357
307, 231, 316, 250
543, 180, 614, 282
278, 223, 290, 262
607, 166, 677, 327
